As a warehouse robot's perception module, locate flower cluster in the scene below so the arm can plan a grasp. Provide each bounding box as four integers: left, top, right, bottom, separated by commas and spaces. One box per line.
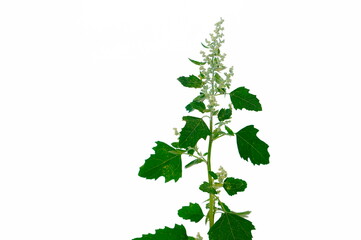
199, 18, 234, 112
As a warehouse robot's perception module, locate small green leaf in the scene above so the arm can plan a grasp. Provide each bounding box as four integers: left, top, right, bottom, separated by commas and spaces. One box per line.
187, 149, 195, 155
138, 141, 182, 182
225, 125, 234, 136
178, 203, 205, 223
179, 116, 211, 148
199, 182, 217, 194
186, 101, 206, 113
178, 75, 203, 88
185, 159, 203, 168
217, 108, 232, 121
236, 125, 270, 165
209, 171, 218, 180
223, 177, 247, 196
171, 142, 180, 148
193, 93, 206, 102
214, 73, 223, 84
133, 224, 189, 240
208, 213, 255, 240
218, 201, 231, 212
189, 58, 206, 65
230, 87, 262, 111
201, 42, 209, 48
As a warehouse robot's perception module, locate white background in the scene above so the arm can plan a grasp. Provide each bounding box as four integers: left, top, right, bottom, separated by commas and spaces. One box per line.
1, 0, 361, 239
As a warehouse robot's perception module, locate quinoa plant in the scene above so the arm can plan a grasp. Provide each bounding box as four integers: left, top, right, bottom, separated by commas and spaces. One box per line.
133, 18, 270, 240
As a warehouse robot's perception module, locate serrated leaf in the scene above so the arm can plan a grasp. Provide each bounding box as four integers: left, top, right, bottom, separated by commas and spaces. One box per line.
218, 108, 232, 121
236, 125, 270, 165
178, 75, 203, 88
208, 213, 255, 240
223, 177, 247, 196
138, 141, 182, 182
171, 142, 180, 148
199, 182, 217, 194
189, 58, 206, 65
209, 171, 218, 180
225, 125, 234, 136
186, 101, 206, 113
185, 159, 203, 168
179, 116, 210, 148
133, 224, 189, 240
178, 203, 205, 223
230, 87, 262, 111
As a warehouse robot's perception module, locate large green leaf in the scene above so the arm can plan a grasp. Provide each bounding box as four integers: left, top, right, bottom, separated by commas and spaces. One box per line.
236, 125, 270, 165
178, 75, 203, 88
230, 87, 262, 111
208, 213, 255, 240
223, 177, 247, 196
178, 203, 204, 223
138, 141, 182, 182
133, 224, 189, 240
179, 116, 210, 148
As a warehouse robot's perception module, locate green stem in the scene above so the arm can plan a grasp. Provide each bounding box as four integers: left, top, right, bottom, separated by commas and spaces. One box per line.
207, 114, 215, 228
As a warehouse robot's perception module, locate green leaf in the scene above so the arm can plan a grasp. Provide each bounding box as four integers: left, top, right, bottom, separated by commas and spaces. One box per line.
178, 75, 203, 88
223, 177, 247, 196
186, 101, 206, 113
185, 159, 203, 168
189, 58, 206, 65
138, 141, 182, 182
178, 203, 204, 223
214, 73, 223, 84
193, 93, 206, 102
199, 182, 217, 194
209, 171, 218, 180
218, 201, 231, 212
208, 213, 255, 240
133, 224, 189, 240
230, 87, 262, 111
236, 125, 270, 165
201, 42, 209, 48
225, 125, 234, 136
179, 116, 210, 148
217, 108, 232, 121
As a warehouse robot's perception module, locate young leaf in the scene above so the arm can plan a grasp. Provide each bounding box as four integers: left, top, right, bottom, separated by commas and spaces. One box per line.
185, 159, 203, 168
223, 177, 247, 196
179, 116, 211, 148
178, 203, 205, 223
133, 224, 189, 240
138, 141, 182, 182
209, 171, 218, 180
230, 87, 262, 111
208, 213, 255, 240
199, 182, 217, 194
186, 101, 206, 113
236, 125, 270, 165
188, 58, 206, 65
201, 42, 209, 48
217, 108, 232, 121
193, 93, 206, 102
218, 201, 231, 212
224, 125, 234, 136
178, 75, 203, 88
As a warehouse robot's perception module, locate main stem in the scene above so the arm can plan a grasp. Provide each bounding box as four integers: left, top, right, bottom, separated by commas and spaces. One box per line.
207, 112, 215, 227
